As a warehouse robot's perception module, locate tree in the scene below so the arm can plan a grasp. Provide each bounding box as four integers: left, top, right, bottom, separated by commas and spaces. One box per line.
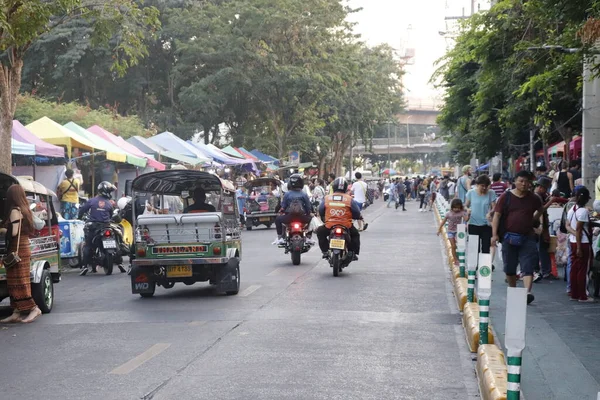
0, 0, 159, 173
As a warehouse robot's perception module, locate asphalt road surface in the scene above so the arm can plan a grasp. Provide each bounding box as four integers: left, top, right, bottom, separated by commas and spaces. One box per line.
0, 199, 478, 400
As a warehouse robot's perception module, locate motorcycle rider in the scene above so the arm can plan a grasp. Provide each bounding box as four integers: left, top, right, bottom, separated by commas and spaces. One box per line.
78, 181, 125, 275
273, 174, 314, 246
316, 177, 362, 260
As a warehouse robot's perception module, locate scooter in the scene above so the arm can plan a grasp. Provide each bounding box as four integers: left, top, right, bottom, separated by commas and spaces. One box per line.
80, 210, 128, 276
327, 225, 354, 277
279, 220, 313, 265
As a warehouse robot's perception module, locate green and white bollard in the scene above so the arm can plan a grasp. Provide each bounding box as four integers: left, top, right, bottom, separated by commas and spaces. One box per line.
505, 287, 528, 400
456, 224, 467, 277
477, 253, 492, 345
467, 234, 479, 302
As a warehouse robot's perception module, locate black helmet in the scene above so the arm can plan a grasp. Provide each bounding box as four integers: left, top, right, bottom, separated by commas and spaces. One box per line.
288, 174, 304, 190
97, 181, 116, 198
332, 177, 348, 193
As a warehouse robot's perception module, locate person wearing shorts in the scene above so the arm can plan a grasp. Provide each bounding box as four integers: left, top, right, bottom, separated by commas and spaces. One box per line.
438, 198, 469, 266
491, 170, 558, 305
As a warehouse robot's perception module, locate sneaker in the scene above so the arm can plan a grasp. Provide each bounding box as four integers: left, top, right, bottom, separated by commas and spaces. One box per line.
79, 267, 89, 276
306, 238, 316, 246
527, 293, 535, 304
272, 238, 284, 245
322, 252, 329, 259
118, 265, 126, 273
579, 298, 595, 303
533, 272, 542, 283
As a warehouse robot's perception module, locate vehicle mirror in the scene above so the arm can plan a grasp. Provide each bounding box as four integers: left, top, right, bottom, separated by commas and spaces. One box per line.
125, 180, 133, 197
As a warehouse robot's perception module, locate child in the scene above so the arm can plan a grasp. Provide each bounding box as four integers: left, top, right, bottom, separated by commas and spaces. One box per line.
438, 198, 470, 266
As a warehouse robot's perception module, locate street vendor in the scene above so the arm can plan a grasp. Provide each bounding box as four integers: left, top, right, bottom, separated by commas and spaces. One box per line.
56, 169, 80, 219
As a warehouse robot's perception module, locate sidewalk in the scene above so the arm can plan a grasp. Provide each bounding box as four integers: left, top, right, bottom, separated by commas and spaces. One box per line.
489, 263, 600, 399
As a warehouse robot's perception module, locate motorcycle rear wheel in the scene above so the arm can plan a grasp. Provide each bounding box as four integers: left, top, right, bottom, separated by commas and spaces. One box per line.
332, 253, 340, 277
291, 250, 301, 266
103, 253, 114, 275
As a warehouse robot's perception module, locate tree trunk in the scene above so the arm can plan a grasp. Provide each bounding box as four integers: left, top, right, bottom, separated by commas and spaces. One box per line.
0, 57, 24, 174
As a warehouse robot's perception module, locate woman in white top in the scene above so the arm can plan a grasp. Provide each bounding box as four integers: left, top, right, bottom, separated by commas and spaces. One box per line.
566, 186, 593, 302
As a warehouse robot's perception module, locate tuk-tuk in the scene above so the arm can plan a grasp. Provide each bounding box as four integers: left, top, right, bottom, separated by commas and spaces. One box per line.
243, 177, 282, 230
0, 174, 61, 313
129, 170, 241, 297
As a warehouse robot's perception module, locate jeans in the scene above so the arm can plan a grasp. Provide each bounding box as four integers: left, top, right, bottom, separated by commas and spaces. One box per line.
419, 194, 426, 209
468, 224, 492, 254
316, 225, 360, 254
502, 236, 539, 276
567, 244, 572, 292
398, 194, 406, 209
538, 239, 552, 276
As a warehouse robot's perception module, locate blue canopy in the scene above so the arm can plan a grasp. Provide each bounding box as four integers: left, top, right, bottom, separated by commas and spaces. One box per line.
187, 141, 249, 165
149, 132, 212, 163
250, 149, 279, 165
476, 163, 489, 171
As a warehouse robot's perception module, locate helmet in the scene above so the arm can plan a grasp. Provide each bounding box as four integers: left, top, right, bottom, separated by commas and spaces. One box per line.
97, 181, 116, 198
332, 177, 348, 193
288, 174, 304, 190
117, 197, 130, 210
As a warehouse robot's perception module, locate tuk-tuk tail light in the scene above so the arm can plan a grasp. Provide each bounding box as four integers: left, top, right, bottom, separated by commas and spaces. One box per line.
137, 247, 146, 257
213, 246, 221, 255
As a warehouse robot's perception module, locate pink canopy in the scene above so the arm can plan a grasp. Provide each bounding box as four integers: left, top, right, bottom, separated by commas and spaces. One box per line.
87, 125, 165, 170
12, 120, 65, 158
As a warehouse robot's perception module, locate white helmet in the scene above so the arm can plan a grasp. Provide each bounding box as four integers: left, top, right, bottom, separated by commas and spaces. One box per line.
117, 197, 131, 210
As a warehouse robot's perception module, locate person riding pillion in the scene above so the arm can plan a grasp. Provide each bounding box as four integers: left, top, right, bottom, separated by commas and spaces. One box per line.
78, 181, 125, 275
274, 174, 314, 246
316, 177, 362, 260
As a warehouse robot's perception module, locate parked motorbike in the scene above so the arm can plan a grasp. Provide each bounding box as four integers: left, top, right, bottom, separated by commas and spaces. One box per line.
279, 220, 312, 265
81, 210, 129, 275
327, 225, 353, 277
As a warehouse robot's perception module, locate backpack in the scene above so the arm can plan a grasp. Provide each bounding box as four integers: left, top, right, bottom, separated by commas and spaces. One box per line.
559, 201, 575, 234
287, 198, 305, 215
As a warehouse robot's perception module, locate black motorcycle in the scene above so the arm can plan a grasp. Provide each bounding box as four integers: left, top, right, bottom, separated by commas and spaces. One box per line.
327, 225, 354, 277
280, 220, 313, 265
81, 211, 128, 275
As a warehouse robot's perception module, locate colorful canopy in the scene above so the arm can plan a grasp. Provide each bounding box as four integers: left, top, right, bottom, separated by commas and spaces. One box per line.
12, 120, 64, 158
149, 131, 212, 164
63, 122, 145, 166
236, 147, 260, 161
11, 138, 36, 156
548, 141, 566, 155
188, 141, 250, 165
250, 149, 279, 164
87, 125, 164, 170
27, 117, 96, 158
221, 145, 246, 159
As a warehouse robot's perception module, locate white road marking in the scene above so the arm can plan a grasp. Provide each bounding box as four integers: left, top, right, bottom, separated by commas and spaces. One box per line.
267, 268, 284, 276
188, 321, 207, 327
109, 343, 171, 375
238, 284, 261, 297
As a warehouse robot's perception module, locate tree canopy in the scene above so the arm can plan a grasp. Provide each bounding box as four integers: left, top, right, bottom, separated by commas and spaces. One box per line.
435, 0, 596, 165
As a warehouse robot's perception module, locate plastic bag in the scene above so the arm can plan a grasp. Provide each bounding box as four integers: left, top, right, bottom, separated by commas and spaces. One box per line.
308, 216, 323, 232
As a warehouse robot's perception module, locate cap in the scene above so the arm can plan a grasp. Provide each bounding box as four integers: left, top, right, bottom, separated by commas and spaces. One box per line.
535, 176, 552, 189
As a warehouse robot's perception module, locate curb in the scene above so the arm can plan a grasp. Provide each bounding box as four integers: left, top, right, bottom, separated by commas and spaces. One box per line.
434, 203, 508, 400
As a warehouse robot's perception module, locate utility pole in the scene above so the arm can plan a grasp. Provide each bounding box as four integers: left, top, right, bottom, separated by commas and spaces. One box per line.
582, 50, 600, 200
529, 128, 535, 173
349, 129, 354, 178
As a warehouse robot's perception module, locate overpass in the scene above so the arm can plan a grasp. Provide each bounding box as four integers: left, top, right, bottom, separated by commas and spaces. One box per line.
349, 137, 449, 156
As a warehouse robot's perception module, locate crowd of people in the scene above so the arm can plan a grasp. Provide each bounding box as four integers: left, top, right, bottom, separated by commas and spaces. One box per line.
432, 159, 598, 305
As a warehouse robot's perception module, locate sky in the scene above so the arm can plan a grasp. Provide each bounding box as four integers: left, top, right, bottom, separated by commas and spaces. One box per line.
345, 0, 491, 109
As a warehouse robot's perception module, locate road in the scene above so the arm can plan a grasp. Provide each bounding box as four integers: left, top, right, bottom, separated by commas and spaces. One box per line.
0, 200, 478, 400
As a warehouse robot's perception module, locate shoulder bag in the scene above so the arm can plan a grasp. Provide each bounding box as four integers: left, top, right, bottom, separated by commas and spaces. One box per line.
2, 208, 22, 269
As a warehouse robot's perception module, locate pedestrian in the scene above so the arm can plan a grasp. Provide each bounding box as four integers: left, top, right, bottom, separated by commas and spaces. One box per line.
465, 174, 497, 259
490, 173, 508, 198
491, 170, 557, 304
554, 161, 573, 198
456, 165, 472, 202
56, 168, 80, 219
387, 178, 398, 208
428, 176, 438, 211
438, 198, 470, 266
566, 186, 594, 302
0, 185, 41, 323
351, 172, 369, 231
569, 159, 582, 186
532, 176, 556, 281
439, 176, 450, 200
397, 178, 407, 211
418, 178, 429, 212
448, 178, 456, 199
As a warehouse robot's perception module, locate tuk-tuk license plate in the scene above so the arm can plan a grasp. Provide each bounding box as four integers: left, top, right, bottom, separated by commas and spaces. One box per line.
329, 239, 345, 250
166, 265, 193, 278
103, 240, 117, 249
259, 217, 271, 222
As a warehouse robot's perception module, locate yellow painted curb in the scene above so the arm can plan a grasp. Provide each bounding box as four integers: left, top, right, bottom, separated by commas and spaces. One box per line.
462, 302, 495, 352
450, 264, 460, 280
454, 277, 477, 311
476, 344, 508, 400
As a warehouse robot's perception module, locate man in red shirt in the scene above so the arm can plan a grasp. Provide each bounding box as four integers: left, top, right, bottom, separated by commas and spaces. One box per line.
490, 173, 508, 197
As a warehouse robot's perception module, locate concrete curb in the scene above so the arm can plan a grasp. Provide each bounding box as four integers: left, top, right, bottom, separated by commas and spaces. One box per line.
434, 203, 508, 400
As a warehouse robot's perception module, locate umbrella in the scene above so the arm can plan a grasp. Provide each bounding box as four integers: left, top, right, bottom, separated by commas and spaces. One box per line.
382, 169, 398, 176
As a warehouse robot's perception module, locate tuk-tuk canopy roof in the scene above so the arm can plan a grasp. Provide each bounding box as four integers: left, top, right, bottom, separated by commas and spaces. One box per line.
0, 173, 57, 197
132, 170, 235, 195
244, 177, 282, 189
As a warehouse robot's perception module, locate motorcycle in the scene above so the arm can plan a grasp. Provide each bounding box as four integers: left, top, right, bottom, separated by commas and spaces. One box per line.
279, 220, 313, 265
327, 225, 353, 277
81, 210, 129, 275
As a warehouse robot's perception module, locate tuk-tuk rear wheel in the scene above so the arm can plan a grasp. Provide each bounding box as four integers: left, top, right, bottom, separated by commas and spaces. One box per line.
140, 281, 156, 298
32, 269, 53, 313
225, 264, 240, 296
